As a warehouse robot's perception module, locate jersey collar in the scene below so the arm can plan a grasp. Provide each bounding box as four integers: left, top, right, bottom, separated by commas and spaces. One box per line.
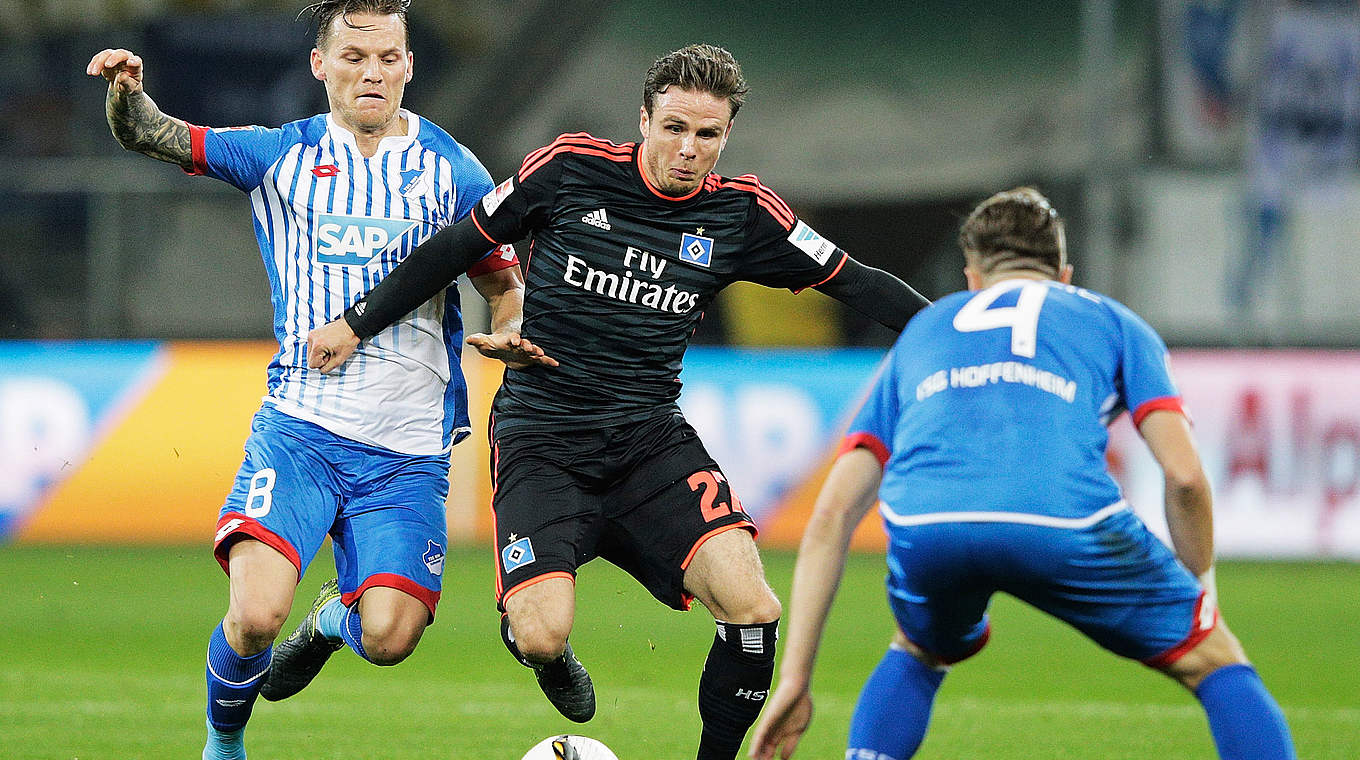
634, 143, 706, 202
325, 109, 420, 156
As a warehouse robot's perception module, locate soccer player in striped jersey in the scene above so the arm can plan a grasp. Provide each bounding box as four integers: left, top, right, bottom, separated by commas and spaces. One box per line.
87, 3, 551, 759
750, 188, 1296, 760
308, 44, 931, 760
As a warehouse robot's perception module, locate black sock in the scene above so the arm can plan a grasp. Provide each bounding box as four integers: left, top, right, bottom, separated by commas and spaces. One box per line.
696, 619, 778, 760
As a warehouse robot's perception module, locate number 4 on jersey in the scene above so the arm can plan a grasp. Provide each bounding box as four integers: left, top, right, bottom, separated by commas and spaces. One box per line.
952, 281, 1049, 358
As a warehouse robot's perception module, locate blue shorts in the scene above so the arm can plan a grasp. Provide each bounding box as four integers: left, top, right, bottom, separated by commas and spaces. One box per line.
214, 405, 451, 617
884, 507, 1213, 666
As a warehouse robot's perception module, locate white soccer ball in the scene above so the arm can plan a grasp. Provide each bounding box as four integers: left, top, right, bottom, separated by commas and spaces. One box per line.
520, 734, 619, 760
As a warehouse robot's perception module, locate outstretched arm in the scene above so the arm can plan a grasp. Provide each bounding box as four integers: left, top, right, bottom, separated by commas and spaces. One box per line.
466, 265, 558, 369
87, 48, 191, 169
306, 218, 513, 373
750, 447, 884, 760
813, 257, 930, 332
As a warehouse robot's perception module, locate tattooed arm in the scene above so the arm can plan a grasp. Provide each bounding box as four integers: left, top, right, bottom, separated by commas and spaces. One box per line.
86, 48, 192, 169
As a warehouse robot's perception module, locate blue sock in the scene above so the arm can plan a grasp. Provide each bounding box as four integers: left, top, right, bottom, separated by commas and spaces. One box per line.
1195, 664, 1296, 760
315, 597, 347, 641
846, 646, 946, 760
204, 622, 270, 759
337, 604, 371, 662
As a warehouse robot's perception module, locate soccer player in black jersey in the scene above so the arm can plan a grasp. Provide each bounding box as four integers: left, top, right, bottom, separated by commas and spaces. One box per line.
308, 44, 930, 760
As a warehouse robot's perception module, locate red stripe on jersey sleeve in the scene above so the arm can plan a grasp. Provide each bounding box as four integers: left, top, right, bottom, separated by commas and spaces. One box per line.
1132, 396, 1187, 427
838, 432, 890, 467
471, 212, 505, 245
185, 123, 210, 176
712, 175, 796, 228
520, 133, 633, 179
793, 251, 848, 293
467, 244, 520, 278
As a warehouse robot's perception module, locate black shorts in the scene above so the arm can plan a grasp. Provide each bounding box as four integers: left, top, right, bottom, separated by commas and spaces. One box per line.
490, 411, 756, 611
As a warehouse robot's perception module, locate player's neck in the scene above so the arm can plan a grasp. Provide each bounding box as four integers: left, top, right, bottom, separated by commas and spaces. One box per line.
979, 271, 1050, 288
336, 114, 409, 158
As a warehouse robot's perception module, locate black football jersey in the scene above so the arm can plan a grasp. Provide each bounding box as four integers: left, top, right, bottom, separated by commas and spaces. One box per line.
472, 133, 848, 430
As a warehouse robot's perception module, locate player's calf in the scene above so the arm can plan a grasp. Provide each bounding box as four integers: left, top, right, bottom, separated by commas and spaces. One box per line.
696, 619, 779, 760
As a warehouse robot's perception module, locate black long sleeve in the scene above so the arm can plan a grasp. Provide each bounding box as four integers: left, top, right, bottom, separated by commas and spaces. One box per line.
343, 216, 496, 339
813, 255, 931, 332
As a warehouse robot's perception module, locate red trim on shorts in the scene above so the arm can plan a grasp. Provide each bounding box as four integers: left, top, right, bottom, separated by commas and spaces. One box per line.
680, 521, 758, 572
490, 435, 504, 600
500, 571, 576, 606
466, 244, 519, 278
1132, 396, 1187, 427
839, 432, 890, 467
346, 573, 441, 621
1143, 590, 1219, 668
185, 123, 210, 176
212, 512, 300, 577
905, 622, 991, 665
793, 252, 848, 294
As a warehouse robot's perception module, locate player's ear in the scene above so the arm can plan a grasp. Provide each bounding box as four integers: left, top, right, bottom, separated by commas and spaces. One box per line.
720, 119, 734, 150
639, 105, 650, 138
310, 48, 326, 81
964, 265, 984, 291
405, 51, 414, 83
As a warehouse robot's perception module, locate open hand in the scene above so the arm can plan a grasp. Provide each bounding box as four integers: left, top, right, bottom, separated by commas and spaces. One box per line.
306, 318, 361, 374
466, 331, 558, 370
749, 685, 813, 760
86, 49, 144, 95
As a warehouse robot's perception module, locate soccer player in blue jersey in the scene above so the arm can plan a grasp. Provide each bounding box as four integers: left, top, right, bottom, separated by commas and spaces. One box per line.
87, 2, 551, 759
751, 187, 1296, 760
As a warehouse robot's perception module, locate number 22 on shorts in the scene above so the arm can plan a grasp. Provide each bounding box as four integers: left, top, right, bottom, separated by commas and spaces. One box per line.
688, 470, 745, 522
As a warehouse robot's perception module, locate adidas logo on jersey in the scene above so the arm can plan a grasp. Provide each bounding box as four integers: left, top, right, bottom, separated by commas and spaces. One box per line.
581, 208, 612, 230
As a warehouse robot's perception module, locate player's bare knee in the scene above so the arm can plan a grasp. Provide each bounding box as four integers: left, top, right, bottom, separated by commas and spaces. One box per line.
226, 606, 289, 652
722, 589, 782, 625
511, 616, 570, 663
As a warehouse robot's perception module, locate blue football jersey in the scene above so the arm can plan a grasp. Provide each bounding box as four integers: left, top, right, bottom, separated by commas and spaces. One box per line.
186, 111, 516, 455
845, 278, 1184, 523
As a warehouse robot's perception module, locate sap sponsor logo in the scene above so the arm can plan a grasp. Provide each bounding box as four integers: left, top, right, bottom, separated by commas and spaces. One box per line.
787, 220, 836, 266
482, 177, 515, 216
502, 535, 536, 573
423, 540, 446, 576
679, 232, 714, 267
315, 214, 419, 266
563, 254, 698, 313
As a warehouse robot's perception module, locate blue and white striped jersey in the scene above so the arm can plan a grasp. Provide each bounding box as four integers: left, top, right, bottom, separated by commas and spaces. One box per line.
188, 110, 515, 455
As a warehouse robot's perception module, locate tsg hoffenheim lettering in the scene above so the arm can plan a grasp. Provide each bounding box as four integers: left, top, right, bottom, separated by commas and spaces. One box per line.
916, 361, 1077, 403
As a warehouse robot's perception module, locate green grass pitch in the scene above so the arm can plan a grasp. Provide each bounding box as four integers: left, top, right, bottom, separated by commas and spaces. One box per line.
1, 545, 1356, 759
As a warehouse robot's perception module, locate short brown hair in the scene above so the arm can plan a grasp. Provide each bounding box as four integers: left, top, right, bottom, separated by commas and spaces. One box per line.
958, 186, 1067, 278
301, 0, 410, 51
643, 44, 749, 120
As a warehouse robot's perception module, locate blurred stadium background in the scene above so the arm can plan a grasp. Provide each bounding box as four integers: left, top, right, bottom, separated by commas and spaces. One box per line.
2, 0, 1358, 758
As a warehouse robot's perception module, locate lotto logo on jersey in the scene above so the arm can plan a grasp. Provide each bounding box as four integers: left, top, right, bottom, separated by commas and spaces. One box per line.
315, 214, 419, 266
787, 220, 836, 265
